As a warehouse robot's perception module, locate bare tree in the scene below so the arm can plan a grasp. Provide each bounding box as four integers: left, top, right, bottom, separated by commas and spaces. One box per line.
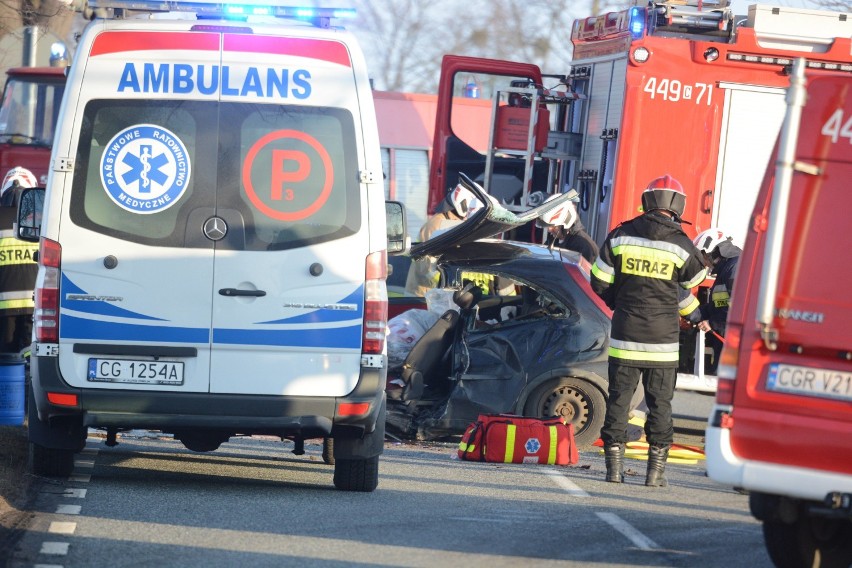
349, 0, 625, 93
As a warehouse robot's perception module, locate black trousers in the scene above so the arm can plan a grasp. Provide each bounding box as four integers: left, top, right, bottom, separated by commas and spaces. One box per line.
0, 314, 32, 354
600, 362, 675, 447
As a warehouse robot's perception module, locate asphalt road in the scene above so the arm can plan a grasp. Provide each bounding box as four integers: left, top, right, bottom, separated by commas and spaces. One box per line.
6, 390, 774, 568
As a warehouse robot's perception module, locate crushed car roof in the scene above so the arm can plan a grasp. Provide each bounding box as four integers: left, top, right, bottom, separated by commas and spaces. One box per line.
409, 172, 576, 259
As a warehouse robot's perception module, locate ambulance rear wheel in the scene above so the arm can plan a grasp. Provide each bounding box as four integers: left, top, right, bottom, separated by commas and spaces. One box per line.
29, 442, 74, 478
333, 455, 379, 492
523, 377, 606, 449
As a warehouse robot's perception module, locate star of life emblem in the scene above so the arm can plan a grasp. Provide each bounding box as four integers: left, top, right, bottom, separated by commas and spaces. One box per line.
100, 124, 191, 214
525, 437, 541, 454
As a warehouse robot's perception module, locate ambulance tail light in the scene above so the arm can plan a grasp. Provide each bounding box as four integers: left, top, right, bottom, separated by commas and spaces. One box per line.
715, 323, 742, 406
35, 238, 61, 344
362, 250, 388, 355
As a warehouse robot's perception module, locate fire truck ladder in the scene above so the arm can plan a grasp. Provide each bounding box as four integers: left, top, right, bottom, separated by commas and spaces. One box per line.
483, 86, 583, 212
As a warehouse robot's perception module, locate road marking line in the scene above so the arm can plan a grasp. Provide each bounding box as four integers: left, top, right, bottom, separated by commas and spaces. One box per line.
34, 564, 64, 568
448, 517, 516, 524
48, 522, 77, 535
62, 488, 87, 499
596, 512, 660, 550
55, 505, 81, 515
39, 542, 69, 555
74, 459, 95, 469
80, 447, 99, 455
69, 474, 91, 483
544, 468, 590, 497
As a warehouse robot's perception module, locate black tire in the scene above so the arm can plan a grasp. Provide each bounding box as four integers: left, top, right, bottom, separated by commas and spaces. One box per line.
333, 455, 379, 492
29, 442, 74, 477
763, 517, 852, 568
322, 437, 335, 465
523, 377, 606, 449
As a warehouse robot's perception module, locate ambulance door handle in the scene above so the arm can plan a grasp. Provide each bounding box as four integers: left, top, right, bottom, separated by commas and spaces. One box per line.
701, 189, 713, 214
219, 288, 266, 297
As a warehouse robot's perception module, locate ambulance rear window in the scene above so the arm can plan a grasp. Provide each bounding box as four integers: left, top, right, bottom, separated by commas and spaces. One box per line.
70, 99, 360, 250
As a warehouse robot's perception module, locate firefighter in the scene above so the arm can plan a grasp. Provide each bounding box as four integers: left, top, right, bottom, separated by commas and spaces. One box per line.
537, 192, 599, 263
590, 174, 707, 487
404, 183, 505, 297
693, 227, 742, 373
404, 183, 475, 297
0, 167, 39, 356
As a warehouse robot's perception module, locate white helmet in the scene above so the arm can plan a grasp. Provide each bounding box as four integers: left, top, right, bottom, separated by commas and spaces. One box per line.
536, 194, 578, 229
1, 166, 37, 199
693, 227, 728, 255
448, 183, 477, 218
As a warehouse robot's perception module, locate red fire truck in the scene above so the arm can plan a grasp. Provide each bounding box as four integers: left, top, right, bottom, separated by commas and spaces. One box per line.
427, 1, 852, 389
0, 66, 66, 186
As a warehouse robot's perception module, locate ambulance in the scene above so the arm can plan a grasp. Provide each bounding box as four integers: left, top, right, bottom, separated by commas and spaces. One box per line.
18, 0, 404, 492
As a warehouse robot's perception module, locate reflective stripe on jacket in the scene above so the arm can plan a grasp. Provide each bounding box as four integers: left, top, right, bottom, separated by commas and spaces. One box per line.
700, 253, 741, 336
591, 211, 707, 368
0, 209, 37, 315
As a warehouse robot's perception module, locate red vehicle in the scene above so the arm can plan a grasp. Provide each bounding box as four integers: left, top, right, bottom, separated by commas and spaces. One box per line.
0, 66, 66, 186
426, 0, 852, 390
705, 62, 852, 567
373, 89, 490, 242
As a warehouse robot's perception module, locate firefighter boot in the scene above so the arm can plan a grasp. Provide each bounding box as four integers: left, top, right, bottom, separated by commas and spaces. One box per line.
604, 444, 625, 483
645, 444, 670, 487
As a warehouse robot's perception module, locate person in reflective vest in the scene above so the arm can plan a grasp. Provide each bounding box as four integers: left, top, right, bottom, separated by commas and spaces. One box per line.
693, 227, 742, 373
0, 167, 39, 355
590, 174, 707, 487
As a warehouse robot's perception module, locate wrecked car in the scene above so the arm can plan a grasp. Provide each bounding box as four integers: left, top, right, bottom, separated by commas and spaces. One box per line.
386, 175, 640, 448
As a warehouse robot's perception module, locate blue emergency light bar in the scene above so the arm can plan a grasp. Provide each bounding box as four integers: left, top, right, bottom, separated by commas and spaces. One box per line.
87, 0, 356, 22
629, 6, 646, 39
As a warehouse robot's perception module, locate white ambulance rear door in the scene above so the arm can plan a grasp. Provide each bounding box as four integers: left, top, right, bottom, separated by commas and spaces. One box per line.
209, 30, 371, 397
55, 22, 220, 393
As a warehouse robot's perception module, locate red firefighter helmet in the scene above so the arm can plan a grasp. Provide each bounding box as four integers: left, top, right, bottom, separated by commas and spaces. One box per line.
641, 174, 686, 219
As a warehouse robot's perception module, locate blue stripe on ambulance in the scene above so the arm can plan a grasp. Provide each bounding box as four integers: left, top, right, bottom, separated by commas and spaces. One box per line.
61, 314, 210, 342
211, 325, 361, 348
59, 274, 364, 348
61, 274, 166, 320
259, 287, 364, 324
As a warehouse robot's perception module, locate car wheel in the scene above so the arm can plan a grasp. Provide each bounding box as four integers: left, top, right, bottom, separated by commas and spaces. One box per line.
523, 377, 606, 449
763, 516, 852, 568
322, 437, 335, 465
29, 442, 74, 477
333, 455, 379, 492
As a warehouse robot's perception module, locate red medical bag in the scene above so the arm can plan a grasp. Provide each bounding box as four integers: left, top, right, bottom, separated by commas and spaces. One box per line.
457, 414, 579, 465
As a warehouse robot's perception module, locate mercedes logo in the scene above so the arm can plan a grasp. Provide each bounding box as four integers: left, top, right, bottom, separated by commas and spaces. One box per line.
203, 216, 228, 241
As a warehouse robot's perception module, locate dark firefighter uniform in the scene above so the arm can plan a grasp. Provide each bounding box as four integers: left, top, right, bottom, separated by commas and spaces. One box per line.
700, 240, 742, 371
590, 210, 707, 447
549, 217, 600, 264
0, 207, 38, 354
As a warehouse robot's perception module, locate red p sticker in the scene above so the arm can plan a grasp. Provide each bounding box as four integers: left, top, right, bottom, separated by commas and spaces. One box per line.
242, 130, 334, 222
271, 150, 310, 201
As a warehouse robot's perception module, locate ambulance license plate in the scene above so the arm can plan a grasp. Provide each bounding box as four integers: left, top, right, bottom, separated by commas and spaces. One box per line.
766, 363, 852, 402
87, 358, 184, 385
